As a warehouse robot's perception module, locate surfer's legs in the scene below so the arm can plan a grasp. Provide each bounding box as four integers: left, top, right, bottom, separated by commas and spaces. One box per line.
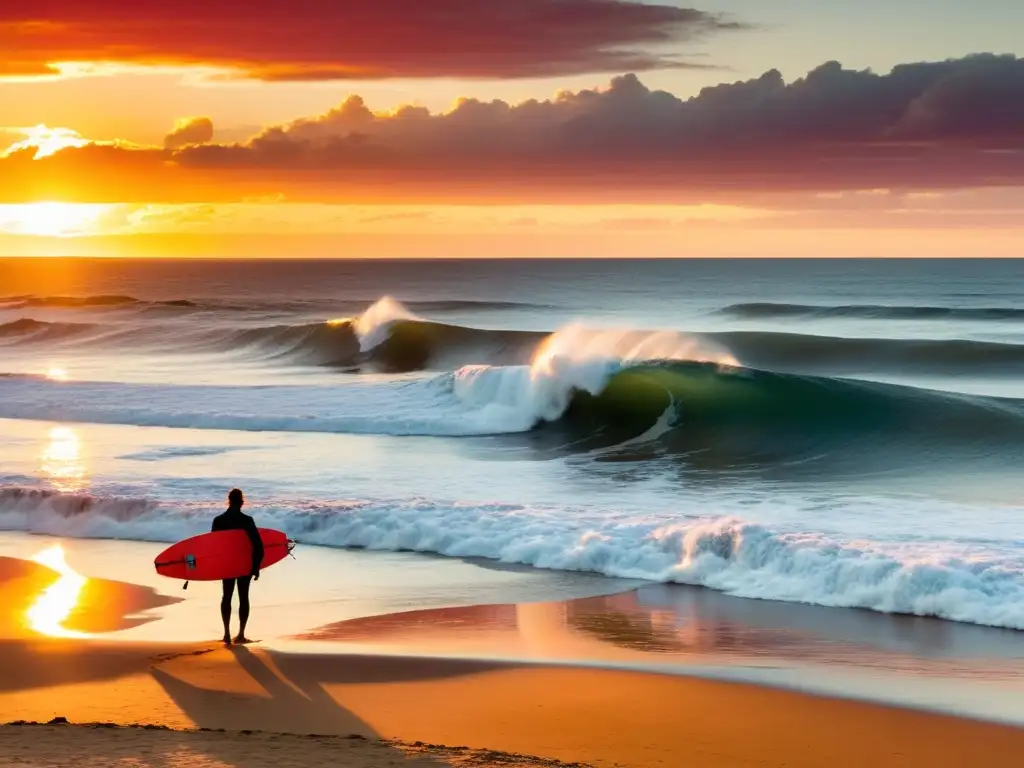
235, 575, 252, 642
220, 578, 236, 642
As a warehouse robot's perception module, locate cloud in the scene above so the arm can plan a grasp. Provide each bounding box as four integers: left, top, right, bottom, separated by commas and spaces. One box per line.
2, 55, 1024, 204
1, 1, 743, 81
0, 125, 90, 158
164, 117, 214, 150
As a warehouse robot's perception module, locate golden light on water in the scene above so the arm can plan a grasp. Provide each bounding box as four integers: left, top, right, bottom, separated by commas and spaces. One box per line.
41, 425, 88, 492
27, 545, 87, 638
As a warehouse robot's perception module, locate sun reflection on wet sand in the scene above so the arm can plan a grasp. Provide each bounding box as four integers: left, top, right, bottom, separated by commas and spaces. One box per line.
27, 545, 87, 638
41, 425, 88, 492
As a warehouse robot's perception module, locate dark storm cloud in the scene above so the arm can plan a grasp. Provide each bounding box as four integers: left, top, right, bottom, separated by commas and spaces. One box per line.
1, 1, 741, 80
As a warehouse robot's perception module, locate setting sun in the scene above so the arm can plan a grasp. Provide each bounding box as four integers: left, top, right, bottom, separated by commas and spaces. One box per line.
1, 124, 89, 159
0, 202, 107, 237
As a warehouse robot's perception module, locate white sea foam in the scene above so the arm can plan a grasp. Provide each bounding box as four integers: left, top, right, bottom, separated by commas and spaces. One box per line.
3, 487, 1023, 630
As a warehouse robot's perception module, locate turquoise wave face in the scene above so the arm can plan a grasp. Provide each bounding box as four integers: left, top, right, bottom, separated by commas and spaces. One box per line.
551, 361, 1024, 471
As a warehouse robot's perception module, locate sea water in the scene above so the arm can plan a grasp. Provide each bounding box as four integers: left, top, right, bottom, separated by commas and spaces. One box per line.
1, 257, 1024, 634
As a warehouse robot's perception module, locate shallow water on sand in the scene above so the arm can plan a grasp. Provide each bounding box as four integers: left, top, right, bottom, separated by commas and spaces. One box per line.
3, 530, 1023, 726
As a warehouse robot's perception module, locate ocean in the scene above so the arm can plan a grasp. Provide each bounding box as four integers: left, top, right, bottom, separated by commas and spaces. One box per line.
1, 256, 1024, 638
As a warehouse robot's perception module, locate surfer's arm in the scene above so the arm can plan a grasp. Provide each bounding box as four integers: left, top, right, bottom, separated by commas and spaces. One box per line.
245, 519, 264, 576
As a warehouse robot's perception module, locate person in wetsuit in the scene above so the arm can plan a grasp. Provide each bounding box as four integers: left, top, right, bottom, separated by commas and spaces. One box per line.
211, 488, 263, 644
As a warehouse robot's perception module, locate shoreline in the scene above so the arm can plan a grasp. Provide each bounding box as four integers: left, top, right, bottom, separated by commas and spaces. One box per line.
1, 545, 1024, 766
1, 539, 1023, 726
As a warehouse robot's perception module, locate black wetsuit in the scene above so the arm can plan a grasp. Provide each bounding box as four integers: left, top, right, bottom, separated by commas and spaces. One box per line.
211, 506, 263, 638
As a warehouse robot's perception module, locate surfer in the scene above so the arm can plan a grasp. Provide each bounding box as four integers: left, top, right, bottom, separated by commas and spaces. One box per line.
211, 488, 264, 645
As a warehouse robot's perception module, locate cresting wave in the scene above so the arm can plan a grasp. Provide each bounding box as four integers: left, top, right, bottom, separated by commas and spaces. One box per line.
3, 486, 1023, 631
721, 302, 1024, 321
7, 295, 1024, 377
2, 357, 1024, 472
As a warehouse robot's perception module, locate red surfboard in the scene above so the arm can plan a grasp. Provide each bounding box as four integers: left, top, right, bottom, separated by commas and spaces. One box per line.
154, 528, 294, 582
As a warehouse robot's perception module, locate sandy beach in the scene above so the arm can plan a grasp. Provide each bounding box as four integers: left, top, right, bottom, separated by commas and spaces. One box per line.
3, 639, 1024, 767
2, 551, 1024, 768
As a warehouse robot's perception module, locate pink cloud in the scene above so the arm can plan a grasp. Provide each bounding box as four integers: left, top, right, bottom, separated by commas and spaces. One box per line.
2, 56, 1023, 204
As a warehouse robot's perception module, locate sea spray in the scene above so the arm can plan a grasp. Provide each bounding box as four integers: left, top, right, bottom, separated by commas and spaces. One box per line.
352, 296, 423, 351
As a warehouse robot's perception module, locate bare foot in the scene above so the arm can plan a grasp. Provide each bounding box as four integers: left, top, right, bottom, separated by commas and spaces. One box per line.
222, 634, 232, 646
234, 635, 252, 644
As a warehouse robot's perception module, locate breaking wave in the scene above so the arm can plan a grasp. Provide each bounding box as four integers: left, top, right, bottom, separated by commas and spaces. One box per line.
2, 351, 1023, 474
3, 486, 1023, 631
7, 296, 1024, 378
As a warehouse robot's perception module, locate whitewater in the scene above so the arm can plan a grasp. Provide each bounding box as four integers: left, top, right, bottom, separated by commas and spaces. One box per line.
2, 258, 1024, 633
3, 484, 1023, 629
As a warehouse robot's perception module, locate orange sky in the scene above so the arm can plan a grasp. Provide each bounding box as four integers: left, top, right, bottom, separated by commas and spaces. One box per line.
2, 1, 1023, 256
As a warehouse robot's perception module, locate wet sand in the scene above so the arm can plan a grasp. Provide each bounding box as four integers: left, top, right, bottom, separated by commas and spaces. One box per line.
2, 549, 1024, 767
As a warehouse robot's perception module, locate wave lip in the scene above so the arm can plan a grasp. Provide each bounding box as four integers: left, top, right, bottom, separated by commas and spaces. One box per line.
3, 486, 1023, 631
720, 302, 1024, 321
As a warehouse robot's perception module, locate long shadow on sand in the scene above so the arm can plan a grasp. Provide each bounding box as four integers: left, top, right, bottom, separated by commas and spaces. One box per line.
0, 639, 180, 694
150, 646, 514, 767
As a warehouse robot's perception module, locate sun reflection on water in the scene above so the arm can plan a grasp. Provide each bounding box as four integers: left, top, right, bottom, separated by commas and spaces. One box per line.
41, 425, 88, 492
27, 545, 87, 637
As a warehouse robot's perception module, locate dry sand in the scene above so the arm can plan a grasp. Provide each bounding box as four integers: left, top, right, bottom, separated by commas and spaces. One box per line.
2, 553, 1023, 767
1, 722, 584, 768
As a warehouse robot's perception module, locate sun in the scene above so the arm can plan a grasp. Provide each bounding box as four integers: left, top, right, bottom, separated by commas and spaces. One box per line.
0, 202, 107, 237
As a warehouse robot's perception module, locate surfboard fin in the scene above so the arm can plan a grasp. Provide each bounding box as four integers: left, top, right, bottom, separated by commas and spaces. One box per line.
183, 580, 189, 590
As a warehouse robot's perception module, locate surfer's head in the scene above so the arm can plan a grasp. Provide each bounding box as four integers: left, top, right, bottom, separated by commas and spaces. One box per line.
228, 488, 244, 508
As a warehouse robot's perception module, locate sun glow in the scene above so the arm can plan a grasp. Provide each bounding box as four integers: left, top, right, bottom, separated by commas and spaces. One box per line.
27, 545, 87, 637
2, 124, 89, 159
46, 366, 69, 380
0, 202, 108, 237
